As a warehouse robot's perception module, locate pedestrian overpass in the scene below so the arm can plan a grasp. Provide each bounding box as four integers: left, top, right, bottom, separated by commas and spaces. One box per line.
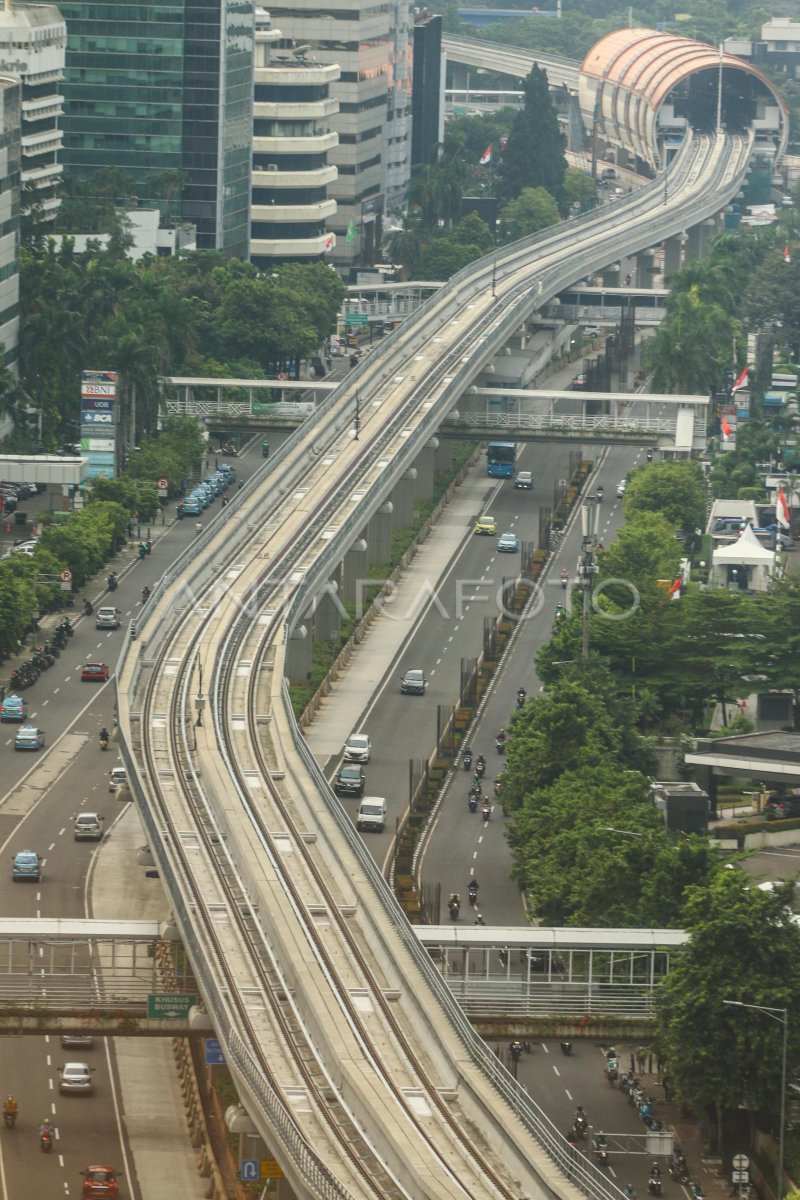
0, 918, 683, 1034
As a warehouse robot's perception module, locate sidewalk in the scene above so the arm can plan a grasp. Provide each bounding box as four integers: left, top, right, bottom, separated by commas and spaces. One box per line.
92, 803, 207, 1199
304, 458, 491, 767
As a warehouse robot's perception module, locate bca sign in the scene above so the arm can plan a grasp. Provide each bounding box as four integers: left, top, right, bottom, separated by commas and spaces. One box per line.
81, 411, 114, 425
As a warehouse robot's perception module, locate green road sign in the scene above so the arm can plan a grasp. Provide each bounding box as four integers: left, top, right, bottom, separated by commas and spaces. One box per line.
147, 993, 197, 1020
344, 313, 368, 326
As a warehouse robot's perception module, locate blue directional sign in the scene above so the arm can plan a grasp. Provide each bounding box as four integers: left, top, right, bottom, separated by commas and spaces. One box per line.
205, 1037, 226, 1065
241, 1159, 259, 1182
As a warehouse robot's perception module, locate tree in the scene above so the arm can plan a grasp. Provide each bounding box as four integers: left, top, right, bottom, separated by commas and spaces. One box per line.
656, 872, 800, 1156
644, 285, 739, 394
418, 238, 487, 280
497, 65, 567, 209
563, 167, 597, 212
596, 511, 683, 591
623, 461, 707, 538
499, 187, 560, 242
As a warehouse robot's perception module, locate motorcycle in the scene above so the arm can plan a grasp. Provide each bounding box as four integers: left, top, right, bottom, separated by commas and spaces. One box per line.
596, 485, 604, 502
495, 736, 506, 754
462, 748, 473, 771
40, 1128, 52, 1152
100, 736, 109, 751
83, 599, 93, 616
138, 544, 147, 560
58, 618, 73, 637
107, 574, 118, 592
605, 1057, 619, 1085
475, 757, 486, 778
494, 779, 501, 797
468, 885, 478, 907
3, 1109, 16, 1128
593, 1137, 609, 1166
448, 898, 460, 921
690, 1185, 705, 1200
561, 572, 569, 590
516, 689, 526, 707
481, 804, 491, 823
573, 1114, 588, 1140
560, 1041, 572, 1056
648, 1173, 663, 1198
669, 1156, 690, 1185
141, 586, 151, 603
468, 795, 478, 813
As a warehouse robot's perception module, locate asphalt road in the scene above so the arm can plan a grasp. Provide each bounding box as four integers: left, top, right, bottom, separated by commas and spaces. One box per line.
0, 434, 275, 1200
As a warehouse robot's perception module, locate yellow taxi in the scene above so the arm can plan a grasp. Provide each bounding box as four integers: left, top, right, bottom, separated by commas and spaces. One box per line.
474, 515, 497, 535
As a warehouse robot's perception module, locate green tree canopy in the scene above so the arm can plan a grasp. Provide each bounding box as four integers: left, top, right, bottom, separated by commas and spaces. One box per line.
623, 460, 707, 538
499, 187, 560, 241
497, 64, 567, 210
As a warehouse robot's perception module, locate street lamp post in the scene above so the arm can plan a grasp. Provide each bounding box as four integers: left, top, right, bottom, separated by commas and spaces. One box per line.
579, 498, 599, 658
723, 1000, 788, 1200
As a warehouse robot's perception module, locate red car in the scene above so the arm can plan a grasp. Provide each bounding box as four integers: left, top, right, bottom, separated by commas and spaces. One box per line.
81, 1165, 121, 1198
81, 663, 110, 682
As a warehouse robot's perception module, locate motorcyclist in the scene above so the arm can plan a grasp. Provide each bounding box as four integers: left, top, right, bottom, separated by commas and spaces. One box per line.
468, 880, 479, 905
561, 567, 569, 589
623, 1186, 637, 1200
516, 688, 526, 707
481, 800, 491, 822
596, 484, 604, 500
475, 753, 486, 776
100, 727, 110, 746
39, 1117, 52, 1136
448, 893, 460, 919
574, 1104, 588, 1131
509, 1038, 523, 1061
141, 585, 150, 603
3, 1095, 17, 1117
83, 597, 93, 616
462, 746, 473, 770
495, 729, 506, 751
107, 572, 117, 591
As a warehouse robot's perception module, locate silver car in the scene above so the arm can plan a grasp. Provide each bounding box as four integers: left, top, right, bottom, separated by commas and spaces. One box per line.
59, 1061, 94, 1094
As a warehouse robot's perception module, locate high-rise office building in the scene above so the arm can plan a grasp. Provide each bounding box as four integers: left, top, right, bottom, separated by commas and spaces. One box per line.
268, 0, 413, 267
58, 0, 254, 256
0, 2, 65, 224
0, 74, 20, 382
250, 8, 338, 263
411, 13, 442, 168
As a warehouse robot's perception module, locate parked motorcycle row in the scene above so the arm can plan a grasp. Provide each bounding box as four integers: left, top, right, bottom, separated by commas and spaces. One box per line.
593, 1047, 704, 1198
9, 619, 73, 690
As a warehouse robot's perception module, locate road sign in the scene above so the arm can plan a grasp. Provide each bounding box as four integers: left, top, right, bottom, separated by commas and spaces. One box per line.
158, 477, 169, 497
345, 312, 368, 326
733, 1156, 749, 1170
60, 569, 72, 592
260, 1160, 283, 1180
204, 1037, 226, 1065
240, 1160, 259, 1182
146, 992, 196, 1020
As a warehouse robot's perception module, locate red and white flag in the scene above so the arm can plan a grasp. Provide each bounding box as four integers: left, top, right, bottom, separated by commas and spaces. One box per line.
324, 233, 335, 254
785, 243, 791, 264
721, 416, 732, 439
479, 145, 492, 165
669, 577, 681, 600
777, 487, 791, 529
732, 365, 748, 392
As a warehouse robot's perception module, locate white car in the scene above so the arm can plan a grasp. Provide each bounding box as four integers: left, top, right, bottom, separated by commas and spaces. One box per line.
74, 812, 103, 842
616, 480, 627, 498
59, 1061, 94, 1094
343, 733, 371, 763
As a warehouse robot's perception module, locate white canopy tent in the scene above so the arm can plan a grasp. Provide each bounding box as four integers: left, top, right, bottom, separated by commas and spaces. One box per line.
711, 523, 778, 592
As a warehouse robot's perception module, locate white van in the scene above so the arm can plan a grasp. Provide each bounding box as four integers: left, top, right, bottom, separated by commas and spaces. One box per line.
356, 796, 386, 833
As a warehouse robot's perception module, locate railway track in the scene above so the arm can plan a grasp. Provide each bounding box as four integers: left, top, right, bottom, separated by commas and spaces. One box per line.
119, 131, 751, 1200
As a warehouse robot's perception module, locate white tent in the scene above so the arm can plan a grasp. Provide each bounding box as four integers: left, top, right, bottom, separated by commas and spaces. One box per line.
711, 523, 778, 592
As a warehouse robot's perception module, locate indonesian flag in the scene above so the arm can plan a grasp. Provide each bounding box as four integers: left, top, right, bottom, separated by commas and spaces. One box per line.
479, 145, 492, 165
777, 487, 791, 529
785, 243, 791, 264
721, 416, 732, 439
324, 233, 335, 254
732, 365, 748, 392
669, 577, 681, 600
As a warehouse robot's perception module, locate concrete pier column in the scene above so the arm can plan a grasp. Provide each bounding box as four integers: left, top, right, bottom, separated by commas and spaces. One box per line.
415, 437, 438, 501
342, 537, 367, 605
392, 468, 417, 529
600, 261, 620, 289
367, 501, 393, 567
663, 234, 685, 283
285, 624, 311, 685
685, 219, 714, 264
313, 576, 342, 644
635, 250, 657, 288
435, 439, 453, 474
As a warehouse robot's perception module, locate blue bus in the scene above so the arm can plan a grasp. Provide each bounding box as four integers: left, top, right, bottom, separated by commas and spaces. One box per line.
487, 441, 517, 478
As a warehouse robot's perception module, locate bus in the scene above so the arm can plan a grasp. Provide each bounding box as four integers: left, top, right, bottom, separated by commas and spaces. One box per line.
486, 441, 517, 478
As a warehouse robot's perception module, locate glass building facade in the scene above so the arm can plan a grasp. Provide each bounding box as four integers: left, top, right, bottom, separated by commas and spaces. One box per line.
59, 0, 253, 255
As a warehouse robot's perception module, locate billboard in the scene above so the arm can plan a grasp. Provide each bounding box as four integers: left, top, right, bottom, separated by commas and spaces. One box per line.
80, 395, 115, 413
80, 370, 118, 477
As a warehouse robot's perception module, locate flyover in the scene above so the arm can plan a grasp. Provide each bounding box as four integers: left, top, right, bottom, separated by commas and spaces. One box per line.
442, 34, 581, 92
114, 127, 753, 1200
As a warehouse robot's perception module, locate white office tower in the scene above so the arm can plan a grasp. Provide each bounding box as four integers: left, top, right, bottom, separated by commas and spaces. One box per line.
0, 73, 19, 397
0, 1, 64, 223
268, 0, 407, 266
251, 8, 339, 264
383, 0, 413, 216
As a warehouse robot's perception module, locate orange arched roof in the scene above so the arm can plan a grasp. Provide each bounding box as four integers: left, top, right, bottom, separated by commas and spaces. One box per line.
582, 27, 783, 114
